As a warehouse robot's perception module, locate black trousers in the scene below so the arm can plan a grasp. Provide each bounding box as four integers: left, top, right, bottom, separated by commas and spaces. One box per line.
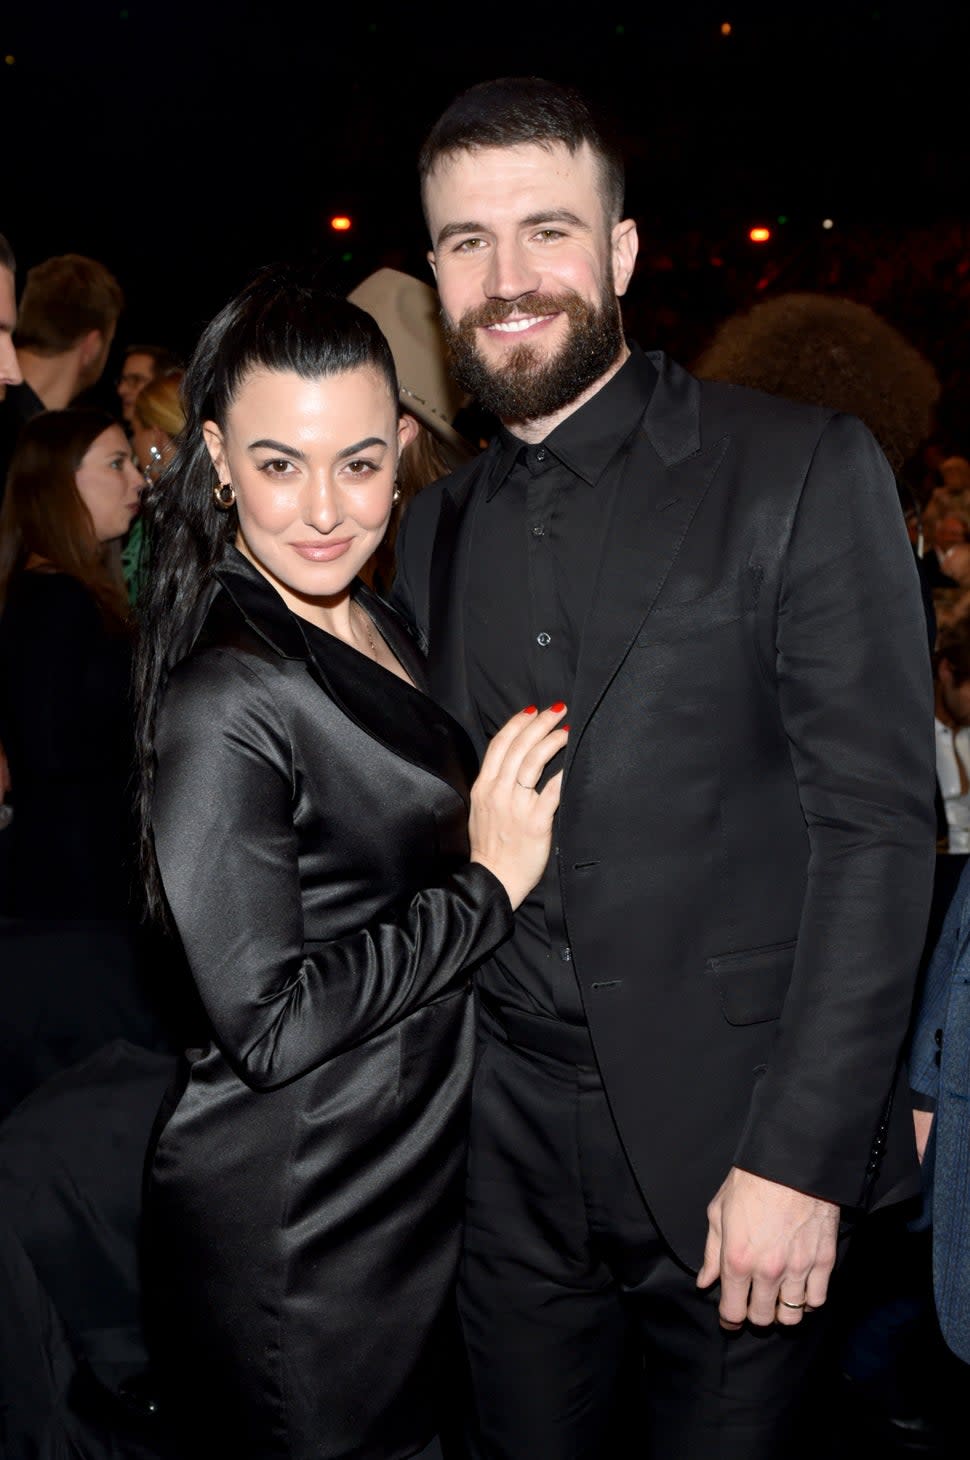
457, 1009, 839, 1460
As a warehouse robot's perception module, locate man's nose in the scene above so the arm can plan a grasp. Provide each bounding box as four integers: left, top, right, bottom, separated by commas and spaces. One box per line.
0, 340, 22, 386
484, 239, 541, 302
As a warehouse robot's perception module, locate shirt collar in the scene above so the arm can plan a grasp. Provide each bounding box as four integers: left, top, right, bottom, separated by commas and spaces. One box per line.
486, 343, 656, 499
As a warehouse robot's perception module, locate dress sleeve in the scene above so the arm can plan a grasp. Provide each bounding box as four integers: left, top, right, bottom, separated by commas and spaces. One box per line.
152, 649, 512, 1090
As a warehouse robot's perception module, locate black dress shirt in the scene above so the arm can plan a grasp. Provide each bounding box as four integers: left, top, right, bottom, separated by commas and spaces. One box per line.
464, 346, 656, 1022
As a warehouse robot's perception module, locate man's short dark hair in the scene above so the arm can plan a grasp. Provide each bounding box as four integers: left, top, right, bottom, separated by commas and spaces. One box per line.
123, 343, 181, 374
0, 233, 15, 275
419, 77, 625, 226
14, 254, 123, 355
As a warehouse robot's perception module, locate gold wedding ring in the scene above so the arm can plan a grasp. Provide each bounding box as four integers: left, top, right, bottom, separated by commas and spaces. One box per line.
778, 1298, 808, 1310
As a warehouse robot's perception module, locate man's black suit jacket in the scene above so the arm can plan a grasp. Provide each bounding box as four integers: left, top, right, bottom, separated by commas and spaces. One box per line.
392, 351, 937, 1268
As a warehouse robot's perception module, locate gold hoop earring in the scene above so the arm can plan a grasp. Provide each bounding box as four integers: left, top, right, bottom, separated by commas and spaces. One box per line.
213, 482, 236, 508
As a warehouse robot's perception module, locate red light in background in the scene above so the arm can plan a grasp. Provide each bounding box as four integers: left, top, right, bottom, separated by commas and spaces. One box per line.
748, 226, 772, 243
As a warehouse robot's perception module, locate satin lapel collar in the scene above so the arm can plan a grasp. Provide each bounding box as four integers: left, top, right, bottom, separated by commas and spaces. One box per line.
304, 602, 476, 801
425, 459, 488, 725
568, 356, 729, 748
213, 547, 309, 660
356, 583, 429, 694
215, 548, 473, 797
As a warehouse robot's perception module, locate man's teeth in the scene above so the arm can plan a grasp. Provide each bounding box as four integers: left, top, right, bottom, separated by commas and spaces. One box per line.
489, 316, 548, 333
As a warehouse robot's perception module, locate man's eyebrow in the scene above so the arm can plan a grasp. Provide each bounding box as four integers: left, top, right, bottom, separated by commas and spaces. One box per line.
436, 220, 488, 247
520, 209, 589, 230
436, 208, 591, 248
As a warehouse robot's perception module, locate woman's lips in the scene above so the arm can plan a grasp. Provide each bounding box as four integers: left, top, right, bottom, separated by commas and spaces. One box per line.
290, 540, 353, 562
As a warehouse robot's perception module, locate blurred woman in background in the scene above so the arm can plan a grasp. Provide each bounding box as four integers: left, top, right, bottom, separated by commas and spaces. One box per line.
0, 409, 143, 918
124, 367, 184, 603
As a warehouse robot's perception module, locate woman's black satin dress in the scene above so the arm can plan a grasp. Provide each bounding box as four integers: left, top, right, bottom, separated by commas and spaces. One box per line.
145, 550, 512, 1460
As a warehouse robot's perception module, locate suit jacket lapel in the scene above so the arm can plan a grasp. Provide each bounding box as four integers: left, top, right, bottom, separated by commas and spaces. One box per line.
567, 355, 729, 752
425, 457, 490, 730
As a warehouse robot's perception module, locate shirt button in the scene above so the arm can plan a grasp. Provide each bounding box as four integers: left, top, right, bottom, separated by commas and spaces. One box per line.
535, 447, 547, 462
537, 631, 551, 647
531, 523, 545, 537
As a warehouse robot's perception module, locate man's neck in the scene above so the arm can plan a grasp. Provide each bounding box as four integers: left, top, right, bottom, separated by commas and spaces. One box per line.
502, 342, 631, 446
17, 349, 81, 410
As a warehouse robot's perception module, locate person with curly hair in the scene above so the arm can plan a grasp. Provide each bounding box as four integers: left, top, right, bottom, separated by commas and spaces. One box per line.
694, 292, 940, 478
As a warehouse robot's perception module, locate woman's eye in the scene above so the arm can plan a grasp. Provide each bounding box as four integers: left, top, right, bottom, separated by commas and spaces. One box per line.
344, 459, 377, 477
260, 459, 294, 477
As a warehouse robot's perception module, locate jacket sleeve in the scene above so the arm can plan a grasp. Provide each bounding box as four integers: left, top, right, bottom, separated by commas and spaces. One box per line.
733, 413, 937, 1205
152, 649, 512, 1091
909, 862, 970, 1104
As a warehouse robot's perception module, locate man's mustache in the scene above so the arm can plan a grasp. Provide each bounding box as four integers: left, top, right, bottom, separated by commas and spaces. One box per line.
457, 294, 575, 331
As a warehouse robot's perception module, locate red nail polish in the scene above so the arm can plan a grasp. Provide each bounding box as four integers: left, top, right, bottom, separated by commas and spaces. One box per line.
550, 701, 567, 713
562, 724, 570, 731
522, 705, 537, 715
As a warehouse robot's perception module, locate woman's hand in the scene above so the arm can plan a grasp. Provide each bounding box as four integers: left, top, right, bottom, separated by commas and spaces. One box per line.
469, 704, 568, 910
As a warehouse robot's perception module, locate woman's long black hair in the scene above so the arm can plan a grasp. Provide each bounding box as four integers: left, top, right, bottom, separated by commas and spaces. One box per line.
134, 261, 399, 922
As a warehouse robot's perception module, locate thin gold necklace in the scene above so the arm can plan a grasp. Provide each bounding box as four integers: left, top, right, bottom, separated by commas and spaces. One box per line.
353, 600, 381, 661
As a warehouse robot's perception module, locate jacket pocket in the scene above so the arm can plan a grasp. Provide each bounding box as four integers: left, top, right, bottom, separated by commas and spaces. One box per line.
707, 939, 796, 1025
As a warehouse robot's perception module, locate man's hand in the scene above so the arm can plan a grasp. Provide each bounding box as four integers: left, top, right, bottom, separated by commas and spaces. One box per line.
696, 1167, 839, 1330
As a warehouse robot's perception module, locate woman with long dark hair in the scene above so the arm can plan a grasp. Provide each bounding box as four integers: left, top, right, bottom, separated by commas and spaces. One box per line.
134, 263, 565, 1460
0, 408, 143, 917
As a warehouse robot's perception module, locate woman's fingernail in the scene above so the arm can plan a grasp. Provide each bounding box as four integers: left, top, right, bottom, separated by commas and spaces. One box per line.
562, 724, 570, 731
549, 701, 567, 713
523, 705, 537, 714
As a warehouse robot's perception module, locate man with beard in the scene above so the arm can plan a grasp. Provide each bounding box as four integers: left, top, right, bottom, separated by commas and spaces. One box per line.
391, 78, 936, 1458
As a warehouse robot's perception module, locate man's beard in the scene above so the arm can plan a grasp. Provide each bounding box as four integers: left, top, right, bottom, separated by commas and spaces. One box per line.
441, 276, 625, 427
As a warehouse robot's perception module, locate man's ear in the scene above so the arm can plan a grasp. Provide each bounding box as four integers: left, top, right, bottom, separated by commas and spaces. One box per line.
611, 218, 639, 298
78, 328, 104, 368
427, 250, 438, 282
202, 421, 228, 480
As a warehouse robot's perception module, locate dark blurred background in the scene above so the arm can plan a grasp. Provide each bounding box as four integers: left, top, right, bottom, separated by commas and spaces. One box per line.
3, 0, 970, 437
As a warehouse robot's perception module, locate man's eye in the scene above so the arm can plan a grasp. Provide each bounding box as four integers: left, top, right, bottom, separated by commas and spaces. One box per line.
454, 238, 485, 253
535, 229, 564, 241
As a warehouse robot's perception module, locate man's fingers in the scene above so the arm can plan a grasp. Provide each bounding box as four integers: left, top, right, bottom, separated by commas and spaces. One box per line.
748, 1271, 786, 1327
774, 1287, 809, 1326
696, 1212, 722, 1290
804, 1255, 835, 1311
716, 1268, 749, 1329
